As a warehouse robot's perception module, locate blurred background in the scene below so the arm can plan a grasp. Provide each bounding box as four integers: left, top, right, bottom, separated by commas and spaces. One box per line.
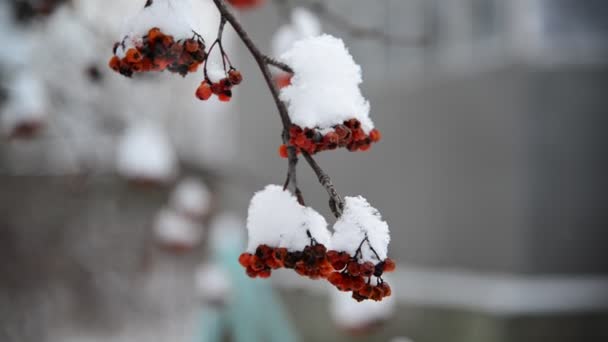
1, 0, 607, 341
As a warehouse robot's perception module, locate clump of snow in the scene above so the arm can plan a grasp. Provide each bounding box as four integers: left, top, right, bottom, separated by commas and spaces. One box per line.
246, 185, 330, 252
205, 62, 227, 83
116, 123, 178, 183
0, 72, 48, 137
170, 177, 211, 218
116, 0, 199, 57
271, 7, 321, 58
279, 34, 373, 133
331, 196, 390, 263
195, 263, 231, 302
154, 207, 203, 247
330, 287, 395, 329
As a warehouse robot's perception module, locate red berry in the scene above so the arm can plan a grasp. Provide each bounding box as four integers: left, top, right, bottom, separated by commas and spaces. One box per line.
258, 269, 271, 278
195, 81, 213, 101
238, 253, 253, 267
218, 92, 232, 102
360, 262, 375, 277
347, 261, 360, 276
184, 39, 199, 53
369, 129, 382, 143
279, 144, 289, 158
228, 69, 243, 85
108, 56, 120, 72
383, 258, 396, 272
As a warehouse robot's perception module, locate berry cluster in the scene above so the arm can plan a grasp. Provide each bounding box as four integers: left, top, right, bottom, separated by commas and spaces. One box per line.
196, 69, 243, 102
109, 28, 206, 78
239, 242, 396, 302
326, 251, 395, 302
279, 119, 382, 158
226, 0, 265, 10
238, 243, 334, 280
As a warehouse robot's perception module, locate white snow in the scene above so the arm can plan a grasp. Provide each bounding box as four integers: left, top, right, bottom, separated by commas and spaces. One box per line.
195, 263, 231, 302
116, 0, 199, 57
330, 287, 395, 328
154, 207, 203, 247
0, 72, 48, 137
331, 196, 390, 263
271, 7, 321, 58
279, 34, 373, 133
205, 62, 227, 83
170, 177, 211, 218
116, 123, 178, 183
246, 185, 331, 252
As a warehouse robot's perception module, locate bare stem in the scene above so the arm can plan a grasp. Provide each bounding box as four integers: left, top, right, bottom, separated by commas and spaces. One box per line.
301, 151, 344, 217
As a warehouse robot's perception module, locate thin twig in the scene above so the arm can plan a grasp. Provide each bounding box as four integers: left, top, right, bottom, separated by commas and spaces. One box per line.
263, 55, 293, 74
301, 151, 344, 217
213, 0, 344, 216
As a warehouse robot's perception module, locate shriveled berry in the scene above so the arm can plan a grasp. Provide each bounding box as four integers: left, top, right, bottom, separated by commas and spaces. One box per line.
228, 69, 243, 85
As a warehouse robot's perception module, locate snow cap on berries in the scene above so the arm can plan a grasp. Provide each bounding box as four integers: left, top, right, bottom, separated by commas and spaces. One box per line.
279, 34, 373, 133
331, 196, 390, 263
115, 0, 198, 58
246, 185, 330, 252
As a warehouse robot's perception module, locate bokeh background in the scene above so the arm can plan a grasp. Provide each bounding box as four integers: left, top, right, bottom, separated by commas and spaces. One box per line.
1, 0, 607, 341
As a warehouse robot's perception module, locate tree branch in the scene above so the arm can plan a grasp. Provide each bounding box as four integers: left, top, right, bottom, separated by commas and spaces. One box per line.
212, 0, 343, 216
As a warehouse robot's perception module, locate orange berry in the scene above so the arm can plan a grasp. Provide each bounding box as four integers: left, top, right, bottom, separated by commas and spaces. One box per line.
383, 258, 396, 272
258, 269, 271, 278
108, 56, 120, 71
125, 48, 143, 63
275, 74, 291, 88
369, 128, 382, 143
279, 144, 289, 158
238, 253, 253, 267
184, 39, 199, 53
148, 28, 162, 42
195, 81, 213, 101
218, 92, 232, 102
359, 143, 371, 151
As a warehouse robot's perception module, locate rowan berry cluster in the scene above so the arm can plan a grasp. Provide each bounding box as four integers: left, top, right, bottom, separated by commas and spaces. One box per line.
196, 69, 243, 102
238, 243, 334, 280
326, 252, 395, 302
279, 119, 382, 157
239, 242, 396, 301
226, 0, 266, 10
109, 28, 206, 78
